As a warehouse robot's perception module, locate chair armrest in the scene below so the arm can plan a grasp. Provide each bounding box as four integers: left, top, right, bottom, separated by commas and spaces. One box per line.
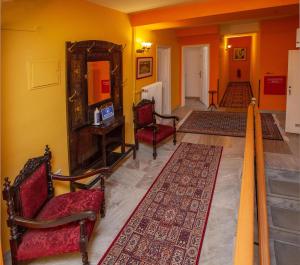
154, 112, 179, 121
52, 167, 111, 182
14, 211, 97, 229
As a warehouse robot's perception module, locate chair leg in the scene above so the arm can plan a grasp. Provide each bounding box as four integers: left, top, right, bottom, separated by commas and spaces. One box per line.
100, 197, 106, 218
80, 221, 89, 265
135, 135, 139, 150
11, 254, 18, 265
173, 132, 177, 145
132, 144, 137, 160
81, 251, 89, 265
153, 141, 157, 159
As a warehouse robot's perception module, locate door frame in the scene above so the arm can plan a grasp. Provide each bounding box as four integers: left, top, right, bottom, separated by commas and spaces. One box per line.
181, 44, 210, 107
157, 45, 172, 114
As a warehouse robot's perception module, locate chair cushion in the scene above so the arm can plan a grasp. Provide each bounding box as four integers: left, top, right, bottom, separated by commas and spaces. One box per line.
136, 103, 154, 126
17, 188, 103, 261
136, 124, 175, 144
19, 162, 48, 219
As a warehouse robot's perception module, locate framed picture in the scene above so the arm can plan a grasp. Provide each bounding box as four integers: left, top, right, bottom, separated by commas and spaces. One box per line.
233, 48, 246, 60
136, 57, 153, 79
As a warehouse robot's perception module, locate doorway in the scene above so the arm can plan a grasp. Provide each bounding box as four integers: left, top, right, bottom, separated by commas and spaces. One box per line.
181, 45, 209, 107
157, 46, 171, 115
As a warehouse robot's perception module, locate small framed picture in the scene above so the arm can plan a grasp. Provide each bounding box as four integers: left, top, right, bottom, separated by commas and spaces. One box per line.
233, 48, 246, 60
136, 57, 153, 79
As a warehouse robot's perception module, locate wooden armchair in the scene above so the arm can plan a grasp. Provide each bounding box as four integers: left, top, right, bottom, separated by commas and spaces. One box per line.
133, 98, 179, 159
2, 146, 111, 265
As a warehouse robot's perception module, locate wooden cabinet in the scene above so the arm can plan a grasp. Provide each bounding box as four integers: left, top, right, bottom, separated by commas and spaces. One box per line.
66, 40, 125, 174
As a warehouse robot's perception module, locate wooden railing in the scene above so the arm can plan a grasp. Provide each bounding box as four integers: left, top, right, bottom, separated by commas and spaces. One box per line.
254, 105, 271, 265
234, 102, 255, 265
234, 100, 270, 265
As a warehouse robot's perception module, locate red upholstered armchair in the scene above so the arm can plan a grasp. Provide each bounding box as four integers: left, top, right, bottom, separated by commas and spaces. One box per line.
2, 146, 110, 265
133, 98, 179, 159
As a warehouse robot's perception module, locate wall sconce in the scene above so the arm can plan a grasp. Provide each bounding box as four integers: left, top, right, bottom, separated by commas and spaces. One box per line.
136, 42, 152, 53
226, 44, 232, 50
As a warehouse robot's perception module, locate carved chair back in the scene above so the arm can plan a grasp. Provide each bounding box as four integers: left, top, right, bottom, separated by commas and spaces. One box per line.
133, 98, 156, 129
3, 146, 54, 239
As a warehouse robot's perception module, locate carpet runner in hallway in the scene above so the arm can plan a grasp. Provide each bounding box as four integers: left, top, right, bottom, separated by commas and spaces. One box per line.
220, 81, 252, 108
178, 111, 283, 140
98, 143, 223, 265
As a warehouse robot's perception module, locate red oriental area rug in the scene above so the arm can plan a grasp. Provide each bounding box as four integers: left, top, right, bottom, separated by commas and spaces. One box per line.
178, 111, 283, 141
98, 143, 223, 265
220, 82, 252, 108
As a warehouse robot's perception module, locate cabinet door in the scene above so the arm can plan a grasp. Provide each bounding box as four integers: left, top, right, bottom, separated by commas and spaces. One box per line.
286, 50, 300, 134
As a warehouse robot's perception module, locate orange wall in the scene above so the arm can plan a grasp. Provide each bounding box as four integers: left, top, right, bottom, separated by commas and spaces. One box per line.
228, 36, 252, 81
177, 33, 220, 104
259, 16, 299, 110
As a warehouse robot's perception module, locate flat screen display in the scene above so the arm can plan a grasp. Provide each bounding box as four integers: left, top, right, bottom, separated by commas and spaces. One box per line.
101, 104, 114, 121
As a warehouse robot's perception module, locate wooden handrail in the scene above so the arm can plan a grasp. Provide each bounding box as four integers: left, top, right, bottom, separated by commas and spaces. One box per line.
254, 105, 271, 265
234, 101, 271, 265
234, 102, 255, 265
258, 80, 261, 107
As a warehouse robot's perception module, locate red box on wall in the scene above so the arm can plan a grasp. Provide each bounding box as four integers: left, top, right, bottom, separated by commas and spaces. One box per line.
264, 76, 286, 95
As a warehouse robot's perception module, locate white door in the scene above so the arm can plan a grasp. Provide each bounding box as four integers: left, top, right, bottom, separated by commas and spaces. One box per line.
157, 47, 171, 115
201, 46, 209, 106
185, 47, 203, 99
286, 50, 300, 134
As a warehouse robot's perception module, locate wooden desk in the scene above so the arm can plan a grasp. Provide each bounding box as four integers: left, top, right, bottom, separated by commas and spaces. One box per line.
82, 116, 134, 168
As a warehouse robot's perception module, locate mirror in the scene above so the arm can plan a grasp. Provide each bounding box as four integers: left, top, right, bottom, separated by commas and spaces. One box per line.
87, 61, 111, 105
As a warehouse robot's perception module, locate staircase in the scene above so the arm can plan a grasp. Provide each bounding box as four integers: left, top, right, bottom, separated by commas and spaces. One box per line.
266, 167, 300, 265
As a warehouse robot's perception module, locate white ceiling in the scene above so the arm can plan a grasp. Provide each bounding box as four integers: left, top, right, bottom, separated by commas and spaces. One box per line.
87, 0, 204, 13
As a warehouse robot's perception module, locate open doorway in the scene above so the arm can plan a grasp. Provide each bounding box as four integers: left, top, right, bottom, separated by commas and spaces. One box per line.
181, 45, 210, 107
157, 46, 171, 115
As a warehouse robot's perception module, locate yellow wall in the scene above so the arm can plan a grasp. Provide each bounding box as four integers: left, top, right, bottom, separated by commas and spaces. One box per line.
1, 0, 133, 252
134, 28, 180, 110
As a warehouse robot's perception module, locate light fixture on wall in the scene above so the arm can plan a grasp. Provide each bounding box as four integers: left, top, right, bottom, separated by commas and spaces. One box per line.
136, 42, 152, 53
226, 44, 232, 50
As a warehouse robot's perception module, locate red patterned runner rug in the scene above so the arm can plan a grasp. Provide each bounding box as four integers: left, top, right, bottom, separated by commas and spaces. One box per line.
178, 111, 283, 141
98, 143, 223, 265
220, 81, 252, 108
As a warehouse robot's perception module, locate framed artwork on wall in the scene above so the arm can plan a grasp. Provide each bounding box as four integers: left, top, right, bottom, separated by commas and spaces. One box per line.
233, 48, 246, 60
136, 57, 153, 79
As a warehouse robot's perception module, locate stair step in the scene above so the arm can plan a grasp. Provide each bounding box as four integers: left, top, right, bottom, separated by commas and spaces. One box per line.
270, 227, 300, 245
269, 179, 300, 199
266, 168, 300, 199
270, 206, 300, 232
266, 168, 300, 182
274, 241, 300, 265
